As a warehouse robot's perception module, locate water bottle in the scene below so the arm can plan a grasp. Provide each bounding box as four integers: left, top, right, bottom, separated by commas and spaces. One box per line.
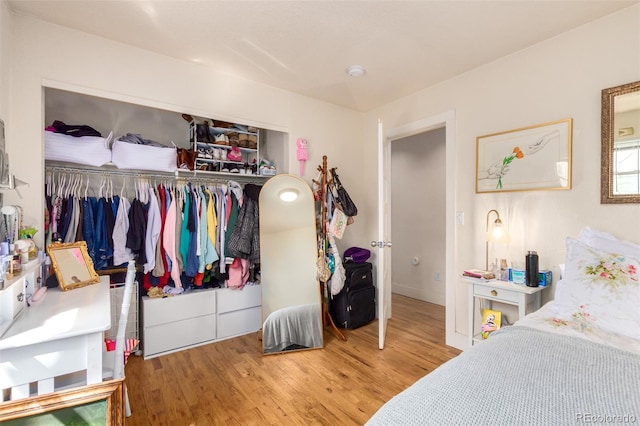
526, 251, 539, 287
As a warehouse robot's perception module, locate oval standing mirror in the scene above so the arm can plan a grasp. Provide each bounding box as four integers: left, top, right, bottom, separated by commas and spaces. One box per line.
259, 174, 323, 354
601, 80, 640, 203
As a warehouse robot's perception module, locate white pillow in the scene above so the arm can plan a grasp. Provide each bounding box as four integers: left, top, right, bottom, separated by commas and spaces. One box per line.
578, 226, 640, 259
553, 237, 640, 340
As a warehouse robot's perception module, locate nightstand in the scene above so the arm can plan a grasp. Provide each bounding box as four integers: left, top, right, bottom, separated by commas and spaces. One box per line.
464, 277, 548, 347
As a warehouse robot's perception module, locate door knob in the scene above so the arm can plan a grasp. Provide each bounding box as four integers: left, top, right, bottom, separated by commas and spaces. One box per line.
371, 241, 393, 248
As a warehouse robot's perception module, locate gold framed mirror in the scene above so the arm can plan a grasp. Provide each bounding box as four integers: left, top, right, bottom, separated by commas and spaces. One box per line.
47, 241, 100, 291
601, 80, 640, 203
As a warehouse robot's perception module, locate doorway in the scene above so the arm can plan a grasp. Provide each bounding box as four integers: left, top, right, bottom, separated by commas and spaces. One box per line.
390, 128, 446, 306
382, 110, 464, 350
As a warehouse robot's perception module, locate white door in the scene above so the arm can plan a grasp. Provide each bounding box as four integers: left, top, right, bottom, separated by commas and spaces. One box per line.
373, 119, 392, 349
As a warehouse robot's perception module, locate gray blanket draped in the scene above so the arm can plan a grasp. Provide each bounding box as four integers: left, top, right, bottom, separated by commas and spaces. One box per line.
263, 303, 323, 354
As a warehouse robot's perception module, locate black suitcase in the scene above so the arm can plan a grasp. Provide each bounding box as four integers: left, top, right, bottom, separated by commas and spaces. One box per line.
330, 262, 375, 329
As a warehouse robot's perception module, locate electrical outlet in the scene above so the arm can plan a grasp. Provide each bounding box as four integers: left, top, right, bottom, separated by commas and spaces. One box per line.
434, 272, 442, 281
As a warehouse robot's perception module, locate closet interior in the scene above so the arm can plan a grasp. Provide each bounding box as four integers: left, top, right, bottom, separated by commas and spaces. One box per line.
43, 87, 289, 358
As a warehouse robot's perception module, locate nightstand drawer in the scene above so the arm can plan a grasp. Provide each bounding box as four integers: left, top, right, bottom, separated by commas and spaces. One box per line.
473, 284, 519, 303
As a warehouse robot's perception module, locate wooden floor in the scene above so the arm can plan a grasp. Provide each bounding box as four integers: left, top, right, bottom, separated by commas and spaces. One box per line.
125, 295, 461, 425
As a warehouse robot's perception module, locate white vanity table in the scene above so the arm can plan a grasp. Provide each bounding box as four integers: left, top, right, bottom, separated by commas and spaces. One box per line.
0, 276, 110, 401
0, 259, 41, 338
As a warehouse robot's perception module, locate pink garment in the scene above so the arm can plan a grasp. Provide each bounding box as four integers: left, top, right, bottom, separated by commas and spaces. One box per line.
163, 193, 182, 288
226, 257, 250, 289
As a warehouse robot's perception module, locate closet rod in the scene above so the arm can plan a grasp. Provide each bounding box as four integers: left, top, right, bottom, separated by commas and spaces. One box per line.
45, 163, 270, 185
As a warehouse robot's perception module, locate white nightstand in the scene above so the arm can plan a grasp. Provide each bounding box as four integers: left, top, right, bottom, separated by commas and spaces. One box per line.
464, 277, 548, 347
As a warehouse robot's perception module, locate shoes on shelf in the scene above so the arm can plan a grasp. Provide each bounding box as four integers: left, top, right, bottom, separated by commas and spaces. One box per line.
228, 146, 242, 162
214, 134, 229, 145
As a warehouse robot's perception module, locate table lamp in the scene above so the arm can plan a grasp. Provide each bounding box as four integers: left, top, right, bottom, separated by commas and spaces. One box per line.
485, 209, 509, 271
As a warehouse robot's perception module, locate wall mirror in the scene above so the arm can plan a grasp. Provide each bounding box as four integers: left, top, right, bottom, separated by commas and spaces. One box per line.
259, 174, 323, 354
47, 241, 100, 291
601, 80, 640, 203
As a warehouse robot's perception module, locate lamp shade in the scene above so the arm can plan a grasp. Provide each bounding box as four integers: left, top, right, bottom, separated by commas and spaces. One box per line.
486, 218, 509, 243
485, 209, 510, 270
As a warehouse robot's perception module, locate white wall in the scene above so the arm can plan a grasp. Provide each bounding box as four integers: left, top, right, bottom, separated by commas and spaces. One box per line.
365, 4, 640, 346
5, 13, 365, 253
391, 128, 446, 305
0, 1, 9, 121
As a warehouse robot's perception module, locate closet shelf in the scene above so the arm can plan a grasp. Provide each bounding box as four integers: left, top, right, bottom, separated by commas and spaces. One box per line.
45, 161, 271, 184
194, 141, 257, 153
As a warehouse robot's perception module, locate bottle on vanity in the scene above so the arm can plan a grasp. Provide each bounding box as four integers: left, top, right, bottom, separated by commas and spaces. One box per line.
525, 251, 539, 287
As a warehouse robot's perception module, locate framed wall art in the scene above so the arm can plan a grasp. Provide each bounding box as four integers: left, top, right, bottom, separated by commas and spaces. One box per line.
476, 118, 572, 193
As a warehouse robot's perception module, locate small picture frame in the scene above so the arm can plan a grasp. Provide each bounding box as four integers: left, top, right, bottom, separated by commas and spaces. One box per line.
47, 241, 100, 291
476, 118, 572, 193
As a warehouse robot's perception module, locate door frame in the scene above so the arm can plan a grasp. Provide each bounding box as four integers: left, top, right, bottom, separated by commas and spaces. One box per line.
385, 109, 465, 350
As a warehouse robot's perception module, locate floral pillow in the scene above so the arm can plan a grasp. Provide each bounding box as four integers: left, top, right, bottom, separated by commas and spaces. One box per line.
553, 237, 639, 340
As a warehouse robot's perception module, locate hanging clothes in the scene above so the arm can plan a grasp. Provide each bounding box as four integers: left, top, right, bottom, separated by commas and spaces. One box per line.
227, 197, 259, 263
44, 170, 264, 292
185, 185, 199, 277
224, 189, 240, 265
126, 197, 148, 267
163, 187, 182, 288
113, 196, 134, 266
143, 186, 161, 274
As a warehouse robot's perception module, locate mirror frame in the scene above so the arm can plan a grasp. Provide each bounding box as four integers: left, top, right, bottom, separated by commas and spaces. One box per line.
601, 80, 640, 204
259, 174, 323, 355
0, 378, 124, 424
47, 241, 100, 291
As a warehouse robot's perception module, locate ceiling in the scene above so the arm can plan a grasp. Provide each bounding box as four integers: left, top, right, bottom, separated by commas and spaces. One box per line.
8, 0, 638, 112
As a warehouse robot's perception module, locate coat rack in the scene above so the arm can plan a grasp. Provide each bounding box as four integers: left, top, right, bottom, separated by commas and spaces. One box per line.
314, 155, 346, 342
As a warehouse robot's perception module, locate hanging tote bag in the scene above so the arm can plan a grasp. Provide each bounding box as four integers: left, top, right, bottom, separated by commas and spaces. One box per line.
330, 168, 358, 217
316, 248, 332, 282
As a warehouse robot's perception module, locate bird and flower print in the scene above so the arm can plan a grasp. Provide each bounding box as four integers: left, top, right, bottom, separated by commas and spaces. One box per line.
476, 118, 572, 193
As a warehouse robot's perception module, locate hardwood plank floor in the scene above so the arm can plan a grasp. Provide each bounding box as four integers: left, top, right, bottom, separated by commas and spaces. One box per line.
125, 295, 461, 425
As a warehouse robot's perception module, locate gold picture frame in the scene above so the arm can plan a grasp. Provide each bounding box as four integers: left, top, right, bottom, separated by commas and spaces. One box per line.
47, 241, 100, 291
476, 118, 573, 193
0, 379, 125, 425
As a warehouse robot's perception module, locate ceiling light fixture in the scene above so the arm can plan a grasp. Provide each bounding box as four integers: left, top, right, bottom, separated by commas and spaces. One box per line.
346, 65, 366, 78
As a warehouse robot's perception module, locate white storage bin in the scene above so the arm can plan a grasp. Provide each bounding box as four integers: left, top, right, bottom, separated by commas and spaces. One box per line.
111, 139, 177, 172
44, 130, 112, 167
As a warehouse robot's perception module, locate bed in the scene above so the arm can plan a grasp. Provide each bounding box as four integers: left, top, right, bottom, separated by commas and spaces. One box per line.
367, 227, 640, 425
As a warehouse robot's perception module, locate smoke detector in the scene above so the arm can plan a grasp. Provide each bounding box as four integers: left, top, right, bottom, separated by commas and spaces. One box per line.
346, 65, 366, 77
